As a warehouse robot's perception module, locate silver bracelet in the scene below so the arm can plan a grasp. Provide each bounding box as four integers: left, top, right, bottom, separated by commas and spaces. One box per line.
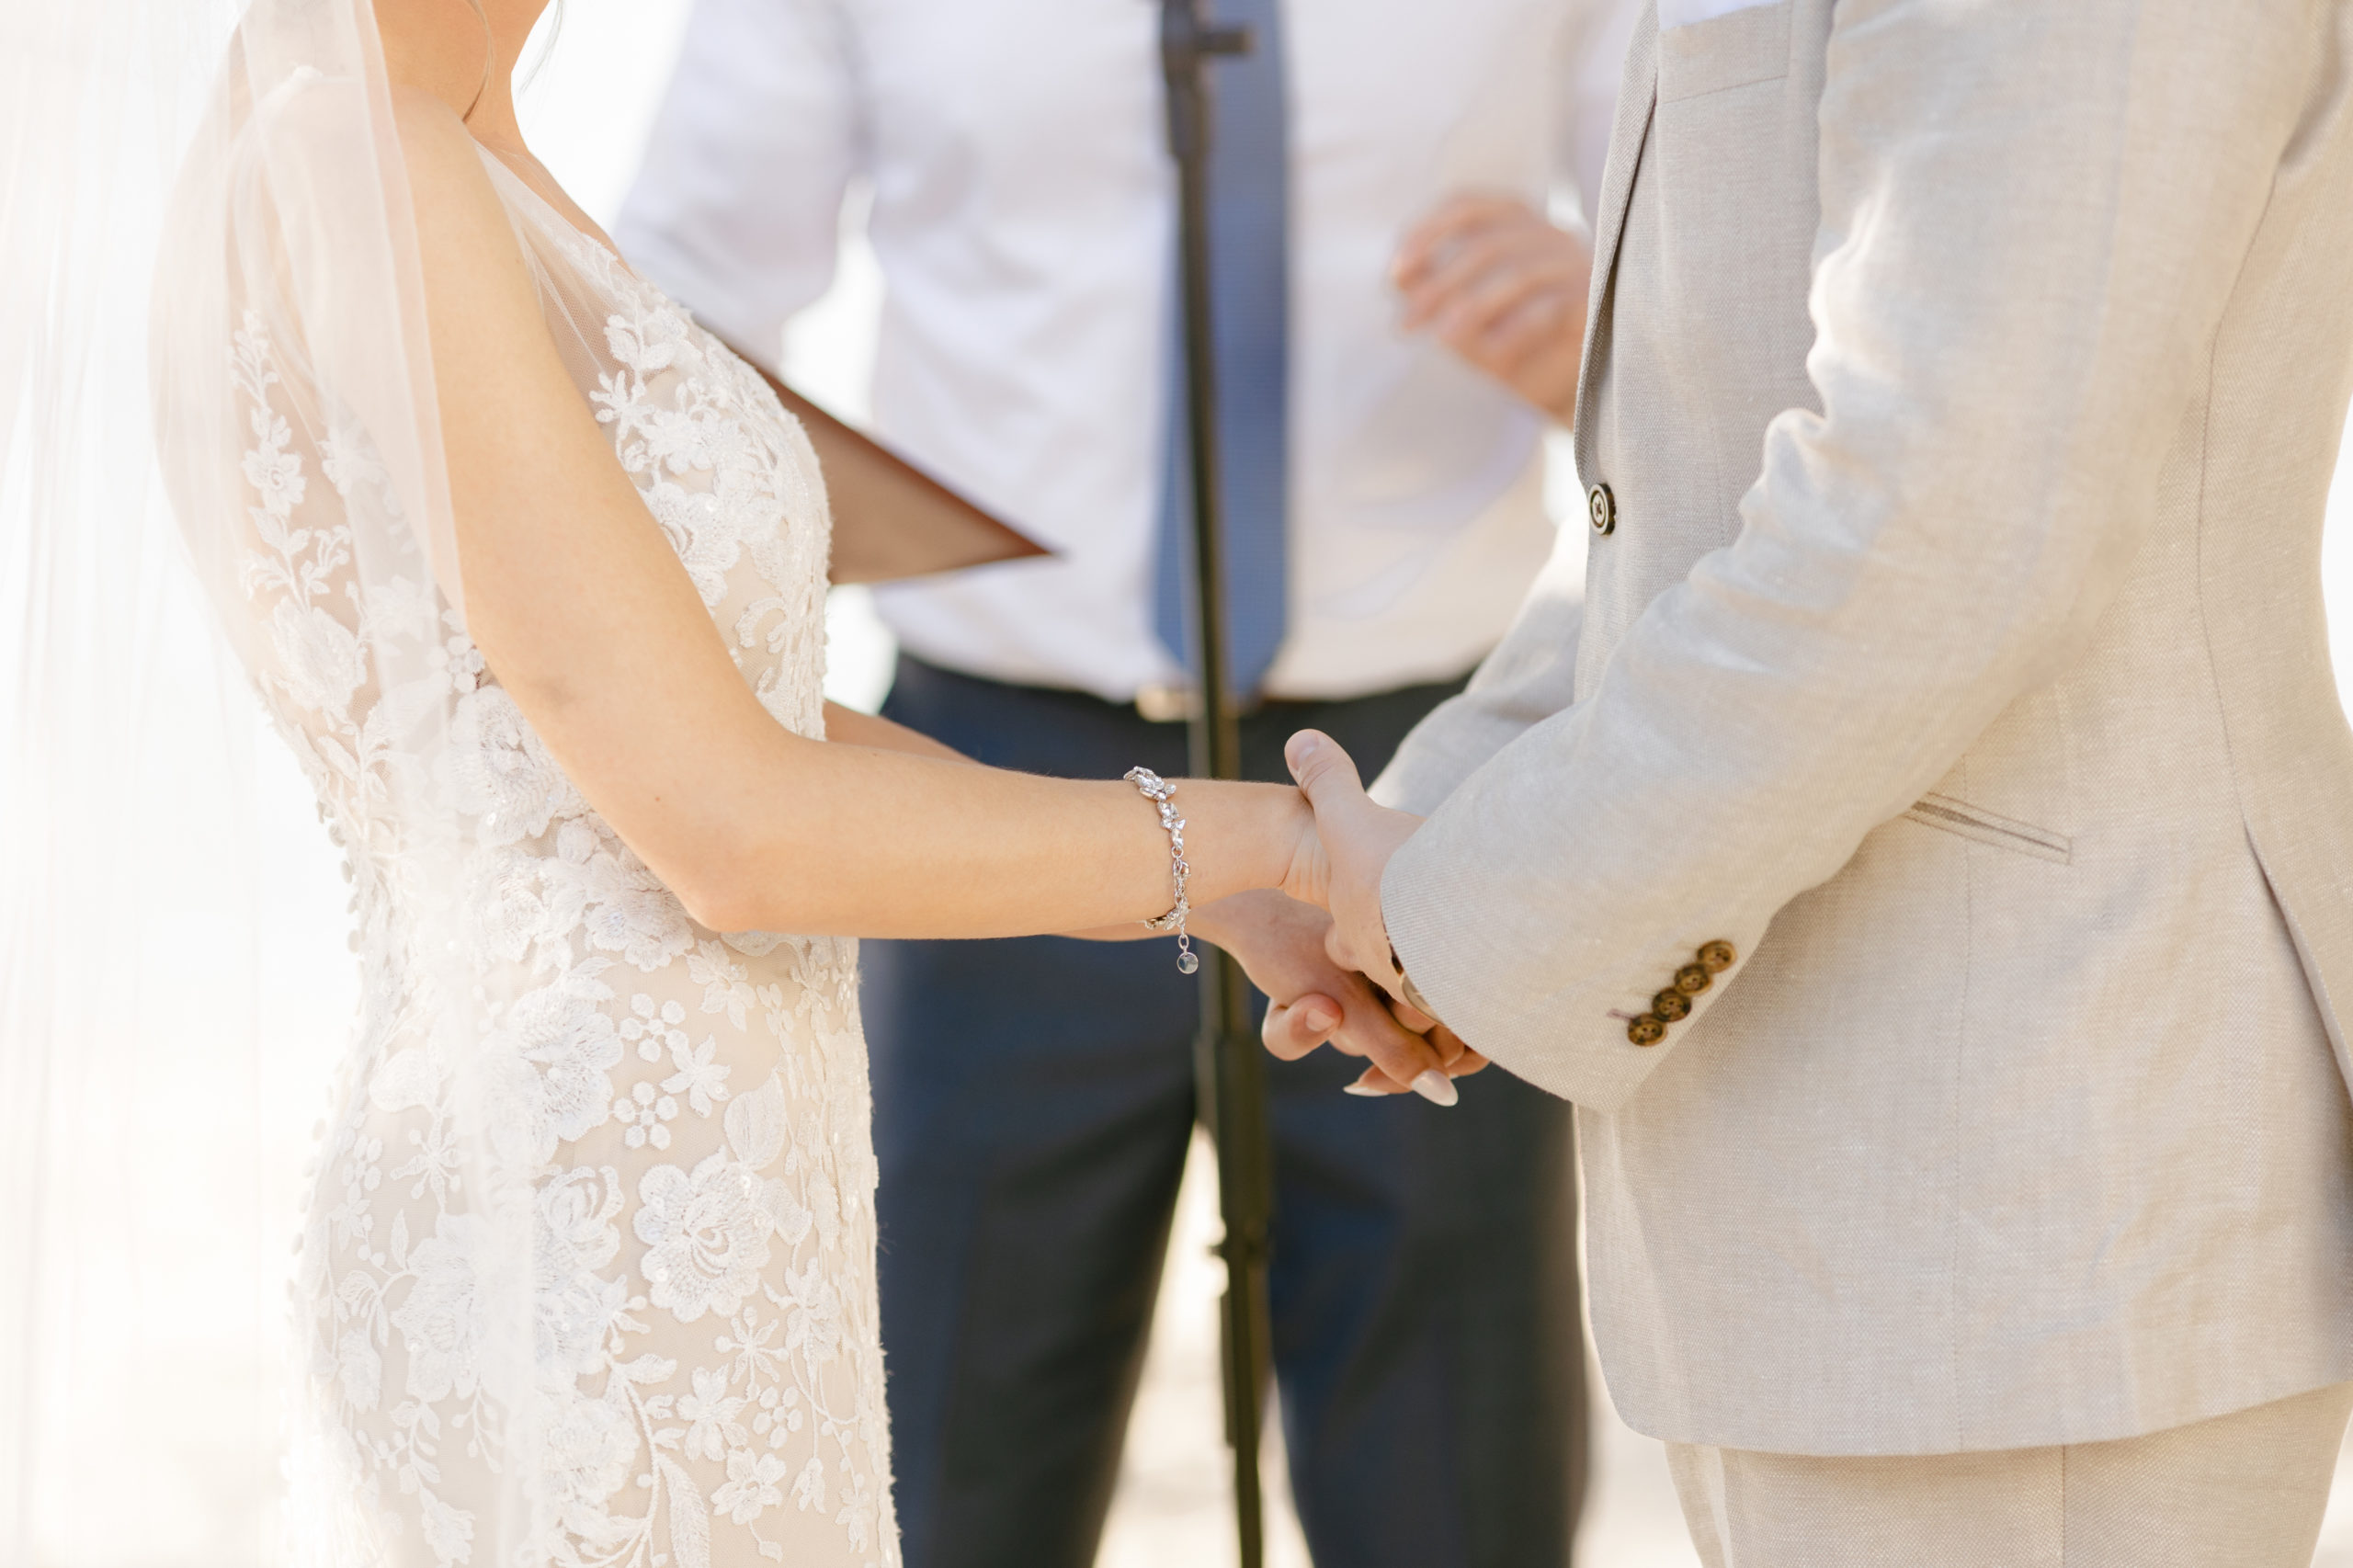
1123, 766, 1198, 974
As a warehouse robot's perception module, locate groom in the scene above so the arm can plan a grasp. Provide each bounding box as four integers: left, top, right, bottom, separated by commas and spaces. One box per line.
1244, 0, 2353, 1559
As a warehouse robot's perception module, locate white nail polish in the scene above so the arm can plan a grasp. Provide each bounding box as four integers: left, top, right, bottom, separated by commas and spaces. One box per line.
1342, 1083, 1388, 1097
1411, 1070, 1460, 1108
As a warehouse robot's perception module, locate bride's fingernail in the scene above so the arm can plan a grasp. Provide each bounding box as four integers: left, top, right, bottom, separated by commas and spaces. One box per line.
1342, 1083, 1389, 1097
1411, 1070, 1460, 1108
1298, 1005, 1336, 1033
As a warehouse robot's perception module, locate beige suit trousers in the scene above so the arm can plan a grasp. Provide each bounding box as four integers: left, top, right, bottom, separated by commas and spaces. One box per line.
1665, 1382, 2353, 1568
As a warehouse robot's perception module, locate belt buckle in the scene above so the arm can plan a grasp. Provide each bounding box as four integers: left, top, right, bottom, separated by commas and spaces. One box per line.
1134, 683, 1202, 724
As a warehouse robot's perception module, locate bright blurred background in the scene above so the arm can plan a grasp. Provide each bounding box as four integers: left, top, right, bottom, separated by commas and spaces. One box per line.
223, 1, 2353, 1563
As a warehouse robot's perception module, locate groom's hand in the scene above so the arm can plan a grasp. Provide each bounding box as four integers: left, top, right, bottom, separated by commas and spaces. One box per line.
1281, 730, 1417, 984
1280, 731, 1490, 1092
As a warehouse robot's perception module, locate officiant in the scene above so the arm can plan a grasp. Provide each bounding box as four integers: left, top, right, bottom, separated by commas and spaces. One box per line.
616, 1, 1639, 1562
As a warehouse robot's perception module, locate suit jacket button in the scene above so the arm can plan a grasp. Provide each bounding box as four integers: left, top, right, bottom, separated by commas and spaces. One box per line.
1674, 963, 1712, 996
1628, 1015, 1667, 1046
1653, 990, 1692, 1022
1587, 483, 1617, 535
1698, 940, 1736, 973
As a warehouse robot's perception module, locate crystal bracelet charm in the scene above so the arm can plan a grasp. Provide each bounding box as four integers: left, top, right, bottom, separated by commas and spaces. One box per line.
1124, 767, 1198, 973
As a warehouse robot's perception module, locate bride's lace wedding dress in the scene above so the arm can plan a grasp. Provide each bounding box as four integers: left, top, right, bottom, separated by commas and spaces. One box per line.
232, 143, 897, 1568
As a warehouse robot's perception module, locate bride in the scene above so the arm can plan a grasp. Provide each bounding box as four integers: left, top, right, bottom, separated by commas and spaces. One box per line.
76, 0, 1471, 1563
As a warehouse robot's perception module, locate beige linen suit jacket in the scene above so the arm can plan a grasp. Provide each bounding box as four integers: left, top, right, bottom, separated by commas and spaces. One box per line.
1375, 0, 2353, 1455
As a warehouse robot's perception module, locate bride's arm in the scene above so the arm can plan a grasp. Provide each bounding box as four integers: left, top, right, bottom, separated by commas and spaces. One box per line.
822, 702, 970, 764
399, 96, 1310, 939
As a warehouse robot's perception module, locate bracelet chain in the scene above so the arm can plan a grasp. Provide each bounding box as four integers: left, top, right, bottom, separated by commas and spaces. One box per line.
1123, 767, 1198, 974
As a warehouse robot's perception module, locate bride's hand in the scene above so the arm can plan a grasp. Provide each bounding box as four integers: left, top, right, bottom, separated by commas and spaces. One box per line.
1193, 887, 1485, 1104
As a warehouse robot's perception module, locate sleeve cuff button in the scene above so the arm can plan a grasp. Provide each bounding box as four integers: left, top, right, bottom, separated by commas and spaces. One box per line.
1628, 944, 1739, 1048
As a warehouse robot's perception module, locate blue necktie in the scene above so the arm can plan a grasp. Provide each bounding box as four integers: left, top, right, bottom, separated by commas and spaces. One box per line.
1154, 0, 1290, 701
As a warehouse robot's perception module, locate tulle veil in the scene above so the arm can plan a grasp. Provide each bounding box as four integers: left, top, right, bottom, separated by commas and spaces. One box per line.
4, 0, 557, 1559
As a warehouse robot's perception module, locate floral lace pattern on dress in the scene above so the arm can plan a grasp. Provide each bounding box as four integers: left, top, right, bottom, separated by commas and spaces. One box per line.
228, 170, 894, 1568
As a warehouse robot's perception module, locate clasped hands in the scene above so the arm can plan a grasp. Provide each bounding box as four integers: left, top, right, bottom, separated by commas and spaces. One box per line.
1195, 731, 1489, 1105
1175, 190, 1580, 1103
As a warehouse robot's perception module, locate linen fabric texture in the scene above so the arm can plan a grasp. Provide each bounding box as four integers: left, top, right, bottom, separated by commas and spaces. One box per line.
1666, 1381, 2353, 1568
1374, 0, 2353, 1455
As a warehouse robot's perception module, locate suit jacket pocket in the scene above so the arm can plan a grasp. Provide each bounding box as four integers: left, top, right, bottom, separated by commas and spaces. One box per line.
1657, 0, 1792, 103
1902, 792, 2073, 865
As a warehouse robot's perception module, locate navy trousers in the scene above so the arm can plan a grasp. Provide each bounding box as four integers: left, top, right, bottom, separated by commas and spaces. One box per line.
864, 657, 1587, 1568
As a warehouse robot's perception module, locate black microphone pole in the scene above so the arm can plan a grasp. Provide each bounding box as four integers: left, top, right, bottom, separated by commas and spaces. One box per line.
1158, 3, 1274, 1563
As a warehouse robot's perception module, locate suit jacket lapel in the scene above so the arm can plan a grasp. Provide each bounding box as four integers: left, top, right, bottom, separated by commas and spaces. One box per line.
1573, 5, 1660, 478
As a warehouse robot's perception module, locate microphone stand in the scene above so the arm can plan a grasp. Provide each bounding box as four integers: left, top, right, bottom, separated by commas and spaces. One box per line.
1157, 4, 1273, 1564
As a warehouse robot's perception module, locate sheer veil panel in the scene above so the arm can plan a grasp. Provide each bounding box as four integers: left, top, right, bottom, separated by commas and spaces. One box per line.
2, 2, 281, 1560
4, 0, 548, 1560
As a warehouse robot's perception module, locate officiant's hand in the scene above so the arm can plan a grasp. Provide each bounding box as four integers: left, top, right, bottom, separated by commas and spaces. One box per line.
1280, 731, 1490, 1094
1393, 194, 1592, 426
1192, 889, 1473, 1105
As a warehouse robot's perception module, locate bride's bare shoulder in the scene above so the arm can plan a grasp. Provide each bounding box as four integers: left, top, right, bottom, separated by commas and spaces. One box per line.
381, 87, 542, 322
386, 86, 495, 206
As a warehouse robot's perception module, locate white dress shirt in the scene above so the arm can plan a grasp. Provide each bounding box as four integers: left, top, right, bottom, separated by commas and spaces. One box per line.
618, 0, 1633, 702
